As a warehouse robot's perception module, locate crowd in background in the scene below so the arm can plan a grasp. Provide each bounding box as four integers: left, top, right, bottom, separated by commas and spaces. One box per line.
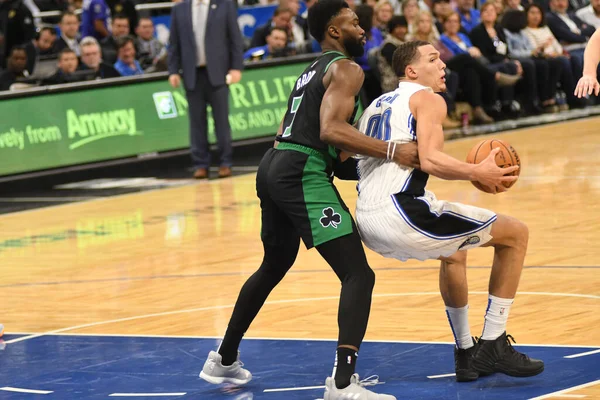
1, 0, 599, 125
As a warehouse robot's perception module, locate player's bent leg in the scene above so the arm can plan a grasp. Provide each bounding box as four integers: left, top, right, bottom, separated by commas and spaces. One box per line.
439, 251, 478, 382
474, 214, 543, 377
199, 239, 300, 386
481, 213, 529, 299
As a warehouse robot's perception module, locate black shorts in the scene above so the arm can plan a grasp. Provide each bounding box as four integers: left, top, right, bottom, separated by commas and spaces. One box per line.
256, 142, 355, 249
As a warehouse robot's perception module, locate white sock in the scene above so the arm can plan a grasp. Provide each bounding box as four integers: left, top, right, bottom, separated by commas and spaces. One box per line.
481, 294, 514, 340
445, 305, 473, 349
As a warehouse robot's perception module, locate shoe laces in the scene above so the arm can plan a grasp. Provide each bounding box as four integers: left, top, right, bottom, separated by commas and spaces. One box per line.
357, 375, 382, 387
504, 334, 528, 361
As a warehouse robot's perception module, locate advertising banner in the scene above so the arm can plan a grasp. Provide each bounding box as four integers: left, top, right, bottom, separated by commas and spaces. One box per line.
0, 61, 311, 177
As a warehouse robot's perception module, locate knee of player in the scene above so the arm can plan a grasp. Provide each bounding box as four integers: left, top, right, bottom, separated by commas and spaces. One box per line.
517, 220, 529, 245
359, 266, 376, 289
508, 219, 529, 250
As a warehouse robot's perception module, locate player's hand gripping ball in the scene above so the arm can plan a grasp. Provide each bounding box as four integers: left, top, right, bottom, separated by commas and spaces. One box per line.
466, 139, 521, 193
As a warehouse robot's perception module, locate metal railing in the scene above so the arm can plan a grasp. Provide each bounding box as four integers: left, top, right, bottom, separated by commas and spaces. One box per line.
33, 1, 175, 19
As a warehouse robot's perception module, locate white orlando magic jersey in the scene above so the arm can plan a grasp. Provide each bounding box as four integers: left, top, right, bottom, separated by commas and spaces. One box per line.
356, 82, 433, 206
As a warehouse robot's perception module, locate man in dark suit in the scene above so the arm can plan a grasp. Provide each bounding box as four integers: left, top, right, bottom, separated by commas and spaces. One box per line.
168, 0, 244, 179
52, 12, 81, 56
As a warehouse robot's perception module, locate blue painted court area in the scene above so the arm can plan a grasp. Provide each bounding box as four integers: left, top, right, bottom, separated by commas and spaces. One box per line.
0, 334, 598, 399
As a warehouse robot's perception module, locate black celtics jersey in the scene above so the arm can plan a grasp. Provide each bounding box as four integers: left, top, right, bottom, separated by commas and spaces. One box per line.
277, 51, 360, 159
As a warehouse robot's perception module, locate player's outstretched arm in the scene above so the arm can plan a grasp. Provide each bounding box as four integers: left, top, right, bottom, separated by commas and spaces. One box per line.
320, 60, 419, 169
575, 29, 600, 98
413, 91, 518, 192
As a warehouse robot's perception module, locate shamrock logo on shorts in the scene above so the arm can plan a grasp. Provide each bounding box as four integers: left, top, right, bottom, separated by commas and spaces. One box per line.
320, 207, 341, 229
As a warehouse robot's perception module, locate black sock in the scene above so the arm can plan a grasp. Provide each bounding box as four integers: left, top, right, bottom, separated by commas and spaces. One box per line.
334, 347, 358, 389
218, 327, 244, 366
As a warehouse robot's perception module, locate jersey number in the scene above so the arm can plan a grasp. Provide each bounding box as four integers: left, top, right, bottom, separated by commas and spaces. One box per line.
282, 95, 304, 138
365, 108, 392, 141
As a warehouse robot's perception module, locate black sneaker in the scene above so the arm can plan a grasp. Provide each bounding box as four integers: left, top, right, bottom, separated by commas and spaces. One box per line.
472, 332, 544, 377
455, 340, 479, 382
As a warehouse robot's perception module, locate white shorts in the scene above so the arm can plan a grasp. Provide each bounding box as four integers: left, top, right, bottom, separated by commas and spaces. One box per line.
355, 190, 497, 262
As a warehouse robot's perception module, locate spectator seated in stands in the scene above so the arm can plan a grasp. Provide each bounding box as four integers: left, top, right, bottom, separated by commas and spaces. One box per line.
244, 27, 290, 61
249, 6, 293, 48
402, 0, 421, 35
432, 0, 462, 34
546, 0, 595, 77
23, 27, 56, 75
135, 17, 166, 71
42, 48, 86, 84
502, 9, 564, 113
455, 0, 481, 32
524, 4, 583, 108
113, 35, 143, 76
106, 0, 138, 36
469, 3, 529, 116
53, 11, 80, 55
440, 12, 521, 124
374, 0, 394, 34
0, 46, 28, 90
575, 0, 600, 29
80, 36, 121, 79
101, 14, 130, 65
378, 16, 408, 93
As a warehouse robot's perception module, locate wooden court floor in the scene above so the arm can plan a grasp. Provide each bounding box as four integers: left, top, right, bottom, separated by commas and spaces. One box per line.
1, 117, 599, 398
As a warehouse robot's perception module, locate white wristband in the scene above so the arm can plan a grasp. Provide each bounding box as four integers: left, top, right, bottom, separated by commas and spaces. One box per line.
386, 141, 397, 161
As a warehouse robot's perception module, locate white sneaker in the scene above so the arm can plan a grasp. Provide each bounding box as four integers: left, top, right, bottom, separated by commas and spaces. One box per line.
0, 324, 3, 337
324, 374, 396, 400
199, 350, 252, 385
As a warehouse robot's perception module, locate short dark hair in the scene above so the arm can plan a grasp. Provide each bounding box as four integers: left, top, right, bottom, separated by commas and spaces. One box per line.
388, 15, 408, 33
308, 0, 350, 43
525, 3, 546, 27
37, 26, 56, 38
392, 40, 429, 78
9, 45, 26, 57
501, 9, 527, 33
116, 35, 135, 50
112, 13, 129, 22
269, 26, 288, 37
58, 48, 76, 60
60, 11, 78, 23
138, 16, 153, 25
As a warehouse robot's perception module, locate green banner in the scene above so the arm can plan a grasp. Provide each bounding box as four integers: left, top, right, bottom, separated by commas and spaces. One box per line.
0, 62, 310, 177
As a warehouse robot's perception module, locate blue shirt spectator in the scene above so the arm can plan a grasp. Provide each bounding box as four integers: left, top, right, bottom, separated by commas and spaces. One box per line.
459, 8, 481, 32
113, 36, 143, 76
440, 32, 473, 55
81, 0, 111, 40
114, 59, 143, 76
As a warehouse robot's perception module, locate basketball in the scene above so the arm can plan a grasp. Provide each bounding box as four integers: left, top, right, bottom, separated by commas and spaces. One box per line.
466, 139, 521, 193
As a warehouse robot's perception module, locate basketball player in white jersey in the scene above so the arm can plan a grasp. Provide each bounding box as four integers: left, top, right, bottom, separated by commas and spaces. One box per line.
353, 40, 544, 382
575, 28, 600, 98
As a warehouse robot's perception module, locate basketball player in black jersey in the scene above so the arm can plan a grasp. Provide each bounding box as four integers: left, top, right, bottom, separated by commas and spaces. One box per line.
198, 0, 418, 398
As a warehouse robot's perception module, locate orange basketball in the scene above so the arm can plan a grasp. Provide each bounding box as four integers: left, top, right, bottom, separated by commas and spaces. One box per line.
466, 139, 521, 193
